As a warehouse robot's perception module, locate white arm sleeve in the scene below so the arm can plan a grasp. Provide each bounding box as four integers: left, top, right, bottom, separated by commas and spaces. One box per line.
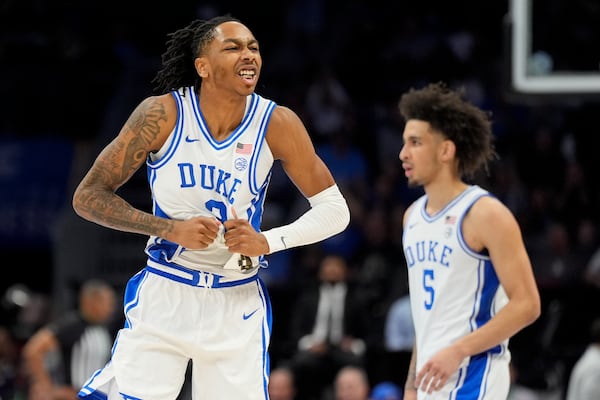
262, 184, 350, 254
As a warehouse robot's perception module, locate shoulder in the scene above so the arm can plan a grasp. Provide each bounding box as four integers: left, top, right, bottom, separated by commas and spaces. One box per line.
129, 93, 178, 129
463, 192, 521, 251
402, 197, 424, 227
266, 105, 313, 160
468, 193, 512, 223
138, 93, 177, 115
127, 93, 178, 151
268, 105, 304, 128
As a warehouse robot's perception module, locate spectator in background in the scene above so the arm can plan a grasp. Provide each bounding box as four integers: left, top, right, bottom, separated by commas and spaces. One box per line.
333, 365, 370, 400
22, 279, 116, 400
384, 294, 414, 353
288, 254, 369, 400
379, 292, 414, 387
367, 290, 415, 385
353, 207, 409, 387
566, 318, 600, 400
268, 366, 297, 400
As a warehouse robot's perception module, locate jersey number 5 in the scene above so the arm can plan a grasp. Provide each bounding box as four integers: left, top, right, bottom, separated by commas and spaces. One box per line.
423, 269, 435, 310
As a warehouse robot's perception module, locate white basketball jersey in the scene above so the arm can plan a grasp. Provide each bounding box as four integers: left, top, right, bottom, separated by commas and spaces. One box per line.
144, 86, 276, 278
403, 185, 511, 399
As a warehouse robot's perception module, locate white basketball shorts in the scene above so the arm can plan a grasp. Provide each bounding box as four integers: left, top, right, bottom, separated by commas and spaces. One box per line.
78, 262, 272, 400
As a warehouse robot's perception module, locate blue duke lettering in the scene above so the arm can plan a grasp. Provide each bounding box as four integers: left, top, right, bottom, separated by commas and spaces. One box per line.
404, 240, 453, 268
177, 163, 242, 204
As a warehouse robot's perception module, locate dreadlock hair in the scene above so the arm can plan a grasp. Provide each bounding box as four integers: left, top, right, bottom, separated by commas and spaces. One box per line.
398, 81, 497, 179
151, 15, 242, 95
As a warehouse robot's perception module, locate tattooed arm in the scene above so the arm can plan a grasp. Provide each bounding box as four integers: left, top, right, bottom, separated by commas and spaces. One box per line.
72, 94, 220, 249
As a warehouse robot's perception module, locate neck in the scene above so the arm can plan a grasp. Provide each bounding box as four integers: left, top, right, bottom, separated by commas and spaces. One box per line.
424, 180, 470, 215
198, 89, 248, 140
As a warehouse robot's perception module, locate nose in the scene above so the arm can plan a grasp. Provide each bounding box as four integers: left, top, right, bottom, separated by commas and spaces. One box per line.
399, 145, 406, 160
241, 46, 255, 61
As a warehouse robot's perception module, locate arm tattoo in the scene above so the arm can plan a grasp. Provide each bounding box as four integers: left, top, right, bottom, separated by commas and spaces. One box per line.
121, 98, 168, 178
75, 97, 173, 239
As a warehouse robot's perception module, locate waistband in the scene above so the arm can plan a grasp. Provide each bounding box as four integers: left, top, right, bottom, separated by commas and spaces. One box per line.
145, 258, 259, 288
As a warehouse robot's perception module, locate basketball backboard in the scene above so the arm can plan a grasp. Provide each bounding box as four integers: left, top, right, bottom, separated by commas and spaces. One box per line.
507, 0, 600, 99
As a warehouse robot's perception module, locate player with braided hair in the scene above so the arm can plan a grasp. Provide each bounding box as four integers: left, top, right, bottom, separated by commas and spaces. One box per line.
73, 15, 349, 399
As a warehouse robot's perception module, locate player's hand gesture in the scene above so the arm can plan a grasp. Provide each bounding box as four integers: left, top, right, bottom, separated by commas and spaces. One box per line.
223, 208, 269, 256
169, 216, 221, 249
416, 345, 464, 394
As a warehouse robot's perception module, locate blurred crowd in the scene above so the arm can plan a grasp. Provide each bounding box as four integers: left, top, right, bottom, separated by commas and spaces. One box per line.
1, 1, 600, 399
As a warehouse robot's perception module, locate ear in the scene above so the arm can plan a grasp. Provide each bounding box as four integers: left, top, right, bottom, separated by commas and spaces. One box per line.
440, 139, 456, 161
195, 57, 208, 78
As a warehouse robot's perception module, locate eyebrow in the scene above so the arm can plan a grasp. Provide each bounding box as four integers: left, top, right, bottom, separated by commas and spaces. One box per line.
403, 131, 421, 141
222, 38, 259, 46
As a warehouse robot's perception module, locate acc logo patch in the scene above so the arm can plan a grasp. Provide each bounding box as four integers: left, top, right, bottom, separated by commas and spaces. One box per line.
234, 157, 248, 171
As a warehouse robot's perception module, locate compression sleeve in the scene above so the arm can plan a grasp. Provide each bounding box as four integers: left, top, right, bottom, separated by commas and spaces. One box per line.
261, 184, 350, 254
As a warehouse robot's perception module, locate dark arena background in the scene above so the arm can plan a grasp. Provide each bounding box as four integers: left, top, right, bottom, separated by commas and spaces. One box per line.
1, 1, 599, 399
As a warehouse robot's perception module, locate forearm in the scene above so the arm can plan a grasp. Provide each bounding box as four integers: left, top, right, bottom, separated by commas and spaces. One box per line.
404, 345, 417, 400
262, 184, 349, 253
405, 345, 418, 396
73, 186, 173, 239
26, 357, 52, 386
23, 341, 53, 387
453, 299, 539, 358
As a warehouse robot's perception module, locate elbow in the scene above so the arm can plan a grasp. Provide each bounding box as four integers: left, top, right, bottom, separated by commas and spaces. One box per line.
336, 186, 351, 231
524, 294, 542, 326
72, 191, 80, 215
72, 186, 85, 218
316, 184, 351, 235
531, 301, 542, 324
331, 199, 351, 236
72, 183, 98, 220
340, 201, 351, 230
325, 201, 350, 239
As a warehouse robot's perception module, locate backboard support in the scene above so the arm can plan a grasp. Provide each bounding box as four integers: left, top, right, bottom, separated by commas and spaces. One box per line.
507, 0, 600, 101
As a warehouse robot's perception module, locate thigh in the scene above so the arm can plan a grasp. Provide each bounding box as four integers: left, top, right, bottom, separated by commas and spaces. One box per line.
190, 333, 269, 400
479, 357, 510, 400
111, 272, 191, 400
190, 280, 271, 400
112, 330, 190, 400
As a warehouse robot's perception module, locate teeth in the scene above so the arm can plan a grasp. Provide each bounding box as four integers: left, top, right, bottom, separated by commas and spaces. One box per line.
239, 70, 254, 77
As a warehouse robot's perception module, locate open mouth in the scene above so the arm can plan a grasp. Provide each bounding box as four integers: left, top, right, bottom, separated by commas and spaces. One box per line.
239, 69, 256, 83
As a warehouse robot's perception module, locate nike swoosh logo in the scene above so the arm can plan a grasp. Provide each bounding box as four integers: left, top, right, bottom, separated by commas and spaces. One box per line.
280, 236, 287, 249
243, 309, 259, 320
185, 136, 200, 143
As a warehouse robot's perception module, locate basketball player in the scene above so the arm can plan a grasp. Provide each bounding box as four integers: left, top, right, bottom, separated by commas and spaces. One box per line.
397, 82, 540, 400
72, 15, 350, 399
